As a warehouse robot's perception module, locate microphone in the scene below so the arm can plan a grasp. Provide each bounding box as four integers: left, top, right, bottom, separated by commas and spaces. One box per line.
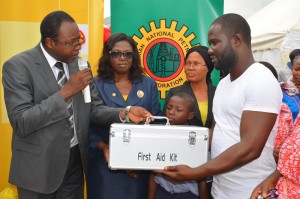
78, 57, 91, 103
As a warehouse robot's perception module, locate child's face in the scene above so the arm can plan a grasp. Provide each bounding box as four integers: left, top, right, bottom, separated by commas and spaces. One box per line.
165, 96, 194, 125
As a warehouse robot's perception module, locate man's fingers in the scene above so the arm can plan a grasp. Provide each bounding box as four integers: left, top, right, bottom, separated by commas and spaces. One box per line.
153, 169, 163, 174
154, 166, 178, 174
128, 107, 153, 124
164, 165, 178, 171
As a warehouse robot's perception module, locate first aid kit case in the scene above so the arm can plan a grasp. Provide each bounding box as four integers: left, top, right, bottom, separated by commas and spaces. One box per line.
108, 117, 209, 170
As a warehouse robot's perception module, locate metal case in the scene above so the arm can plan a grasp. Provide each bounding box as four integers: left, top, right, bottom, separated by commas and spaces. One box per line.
108, 117, 209, 170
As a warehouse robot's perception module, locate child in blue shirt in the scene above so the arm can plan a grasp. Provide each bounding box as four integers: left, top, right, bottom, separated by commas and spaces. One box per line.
148, 92, 209, 199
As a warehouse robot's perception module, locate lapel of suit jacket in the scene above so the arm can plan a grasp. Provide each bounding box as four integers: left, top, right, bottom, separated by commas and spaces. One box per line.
34, 45, 60, 94
68, 59, 80, 125
206, 82, 215, 127
103, 80, 127, 107
102, 78, 143, 107
186, 82, 203, 125
126, 77, 143, 106
68, 60, 79, 77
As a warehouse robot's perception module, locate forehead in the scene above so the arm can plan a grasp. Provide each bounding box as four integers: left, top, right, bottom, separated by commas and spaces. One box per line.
168, 96, 187, 106
186, 51, 205, 62
58, 21, 80, 40
112, 40, 133, 50
208, 24, 225, 40
293, 56, 300, 64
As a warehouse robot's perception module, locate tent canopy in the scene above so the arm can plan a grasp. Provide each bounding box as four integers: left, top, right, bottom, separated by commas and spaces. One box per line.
248, 0, 300, 51
247, 0, 300, 69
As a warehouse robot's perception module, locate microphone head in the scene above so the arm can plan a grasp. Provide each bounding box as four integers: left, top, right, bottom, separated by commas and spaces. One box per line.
78, 57, 88, 70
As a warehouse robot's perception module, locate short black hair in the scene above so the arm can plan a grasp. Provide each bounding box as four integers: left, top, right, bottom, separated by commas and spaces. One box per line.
185, 46, 214, 83
40, 10, 75, 45
97, 33, 145, 80
259, 61, 278, 80
169, 92, 195, 112
212, 13, 251, 47
289, 49, 300, 64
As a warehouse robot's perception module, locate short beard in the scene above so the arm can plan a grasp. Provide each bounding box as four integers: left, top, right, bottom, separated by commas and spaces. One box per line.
215, 45, 237, 72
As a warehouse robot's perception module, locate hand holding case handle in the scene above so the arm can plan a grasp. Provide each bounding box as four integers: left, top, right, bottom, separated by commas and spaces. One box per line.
145, 116, 170, 125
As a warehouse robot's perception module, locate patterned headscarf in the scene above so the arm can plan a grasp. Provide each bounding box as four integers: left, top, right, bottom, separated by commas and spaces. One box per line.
281, 76, 299, 96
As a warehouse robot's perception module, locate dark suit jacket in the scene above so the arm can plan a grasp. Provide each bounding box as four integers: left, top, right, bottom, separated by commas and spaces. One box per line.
2, 44, 121, 193
163, 81, 216, 128
94, 76, 161, 115
89, 76, 161, 148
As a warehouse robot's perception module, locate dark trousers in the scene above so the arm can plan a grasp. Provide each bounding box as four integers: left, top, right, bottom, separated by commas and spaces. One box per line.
18, 145, 84, 199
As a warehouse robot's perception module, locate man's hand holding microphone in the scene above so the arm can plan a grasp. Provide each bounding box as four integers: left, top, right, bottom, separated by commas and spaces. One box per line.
59, 57, 92, 102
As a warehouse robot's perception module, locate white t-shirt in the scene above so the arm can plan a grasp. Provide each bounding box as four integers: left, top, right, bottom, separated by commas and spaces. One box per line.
211, 63, 282, 199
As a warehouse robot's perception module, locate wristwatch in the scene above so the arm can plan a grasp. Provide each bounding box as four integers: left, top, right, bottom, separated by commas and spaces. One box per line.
120, 106, 132, 123
125, 106, 132, 123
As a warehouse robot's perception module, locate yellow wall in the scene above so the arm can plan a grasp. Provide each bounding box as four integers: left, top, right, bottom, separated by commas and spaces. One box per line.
0, 0, 104, 195
0, 125, 12, 191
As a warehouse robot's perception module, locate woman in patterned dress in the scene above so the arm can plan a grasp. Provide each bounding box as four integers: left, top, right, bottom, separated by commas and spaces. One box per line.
273, 55, 300, 162
251, 112, 300, 199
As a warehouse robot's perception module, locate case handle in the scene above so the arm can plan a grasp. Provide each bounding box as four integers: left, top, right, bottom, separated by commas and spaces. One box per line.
145, 116, 170, 125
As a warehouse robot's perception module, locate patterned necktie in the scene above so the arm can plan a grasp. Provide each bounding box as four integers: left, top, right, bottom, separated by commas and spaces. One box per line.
55, 62, 74, 138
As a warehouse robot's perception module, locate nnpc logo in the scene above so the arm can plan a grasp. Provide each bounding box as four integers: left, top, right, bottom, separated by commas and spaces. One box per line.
133, 19, 196, 99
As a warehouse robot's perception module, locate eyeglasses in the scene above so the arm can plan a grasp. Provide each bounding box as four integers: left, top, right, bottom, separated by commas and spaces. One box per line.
184, 62, 206, 68
52, 37, 84, 49
109, 51, 134, 59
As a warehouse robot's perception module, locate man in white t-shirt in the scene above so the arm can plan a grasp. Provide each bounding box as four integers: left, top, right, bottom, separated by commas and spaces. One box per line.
156, 13, 282, 199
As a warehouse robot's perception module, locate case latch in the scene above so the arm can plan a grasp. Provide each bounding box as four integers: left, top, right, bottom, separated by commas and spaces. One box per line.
123, 129, 131, 143
188, 131, 196, 146
204, 134, 208, 141
110, 131, 115, 137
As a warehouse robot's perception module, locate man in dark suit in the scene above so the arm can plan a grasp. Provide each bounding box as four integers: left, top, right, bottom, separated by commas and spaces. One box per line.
2, 10, 151, 199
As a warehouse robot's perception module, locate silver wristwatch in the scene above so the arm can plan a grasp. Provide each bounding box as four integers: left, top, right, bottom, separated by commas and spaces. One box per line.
125, 106, 132, 123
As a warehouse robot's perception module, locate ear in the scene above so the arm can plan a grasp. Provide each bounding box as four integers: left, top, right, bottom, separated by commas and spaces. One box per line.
45, 38, 55, 49
204, 65, 209, 74
232, 33, 242, 46
188, 111, 195, 120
